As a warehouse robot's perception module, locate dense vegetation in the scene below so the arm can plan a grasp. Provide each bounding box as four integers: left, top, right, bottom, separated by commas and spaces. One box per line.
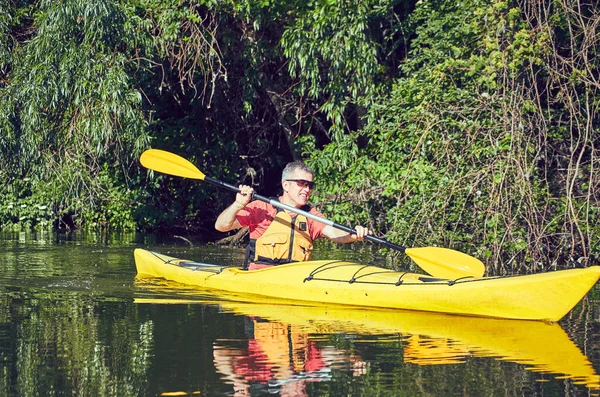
1, 0, 598, 271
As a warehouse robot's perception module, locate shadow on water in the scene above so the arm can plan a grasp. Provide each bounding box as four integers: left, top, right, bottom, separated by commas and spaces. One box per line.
0, 231, 599, 396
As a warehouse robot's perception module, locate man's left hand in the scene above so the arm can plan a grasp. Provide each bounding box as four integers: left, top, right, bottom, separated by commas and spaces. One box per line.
353, 225, 370, 240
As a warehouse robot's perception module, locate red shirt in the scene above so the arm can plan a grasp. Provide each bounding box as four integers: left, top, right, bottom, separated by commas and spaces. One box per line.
236, 199, 327, 240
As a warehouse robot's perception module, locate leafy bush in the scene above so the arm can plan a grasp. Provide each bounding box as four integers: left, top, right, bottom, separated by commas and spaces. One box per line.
306, 0, 600, 272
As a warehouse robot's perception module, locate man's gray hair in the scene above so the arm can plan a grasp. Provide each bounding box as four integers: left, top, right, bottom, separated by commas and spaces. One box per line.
281, 161, 314, 183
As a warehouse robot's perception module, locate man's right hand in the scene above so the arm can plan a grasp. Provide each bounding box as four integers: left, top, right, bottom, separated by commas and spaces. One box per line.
216, 185, 253, 232
235, 185, 254, 209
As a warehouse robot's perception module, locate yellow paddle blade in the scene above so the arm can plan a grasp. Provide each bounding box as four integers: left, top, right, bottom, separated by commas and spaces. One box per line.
140, 149, 205, 180
405, 247, 485, 279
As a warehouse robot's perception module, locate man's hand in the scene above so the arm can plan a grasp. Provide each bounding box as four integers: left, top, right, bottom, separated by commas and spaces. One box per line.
322, 224, 371, 243
216, 185, 254, 232
234, 185, 254, 209
353, 225, 370, 240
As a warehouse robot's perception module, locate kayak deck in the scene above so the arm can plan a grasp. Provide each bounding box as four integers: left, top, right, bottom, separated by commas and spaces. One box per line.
134, 249, 600, 321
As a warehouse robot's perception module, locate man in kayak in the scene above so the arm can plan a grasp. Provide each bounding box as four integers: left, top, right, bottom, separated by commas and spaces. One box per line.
215, 161, 370, 270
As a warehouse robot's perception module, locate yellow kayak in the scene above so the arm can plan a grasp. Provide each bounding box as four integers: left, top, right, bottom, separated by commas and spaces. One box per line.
133, 248, 600, 321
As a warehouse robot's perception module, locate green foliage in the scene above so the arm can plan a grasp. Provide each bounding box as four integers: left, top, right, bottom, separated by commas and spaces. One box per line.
0, 0, 404, 232
5, 0, 149, 166
0, 171, 53, 230
0, 0, 10, 69
0, 0, 152, 230
0, 162, 138, 231
1, 0, 598, 272
307, 0, 600, 271
78, 164, 138, 231
280, 0, 389, 135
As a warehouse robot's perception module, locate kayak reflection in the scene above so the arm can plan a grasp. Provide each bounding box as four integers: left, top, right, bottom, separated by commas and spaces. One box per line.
135, 279, 600, 391
212, 301, 600, 389
213, 318, 367, 396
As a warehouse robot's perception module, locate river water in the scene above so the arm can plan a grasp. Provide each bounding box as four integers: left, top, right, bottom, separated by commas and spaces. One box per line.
1, 231, 599, 396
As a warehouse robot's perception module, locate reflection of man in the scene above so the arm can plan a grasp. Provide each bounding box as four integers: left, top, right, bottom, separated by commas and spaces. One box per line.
215, 161, 370, 270
213, 318, 366, 396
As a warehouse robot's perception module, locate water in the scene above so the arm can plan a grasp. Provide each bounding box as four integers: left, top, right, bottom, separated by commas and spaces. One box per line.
1, 231, 599, 396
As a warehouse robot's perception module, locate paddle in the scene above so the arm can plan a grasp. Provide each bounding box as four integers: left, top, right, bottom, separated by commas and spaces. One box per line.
140, 149, 486, 279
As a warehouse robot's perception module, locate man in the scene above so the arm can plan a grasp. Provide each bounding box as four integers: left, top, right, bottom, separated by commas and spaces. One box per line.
215, 161, 370, 270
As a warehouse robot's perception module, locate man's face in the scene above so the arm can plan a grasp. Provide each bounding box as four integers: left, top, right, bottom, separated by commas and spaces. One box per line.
282, 170, 314, 207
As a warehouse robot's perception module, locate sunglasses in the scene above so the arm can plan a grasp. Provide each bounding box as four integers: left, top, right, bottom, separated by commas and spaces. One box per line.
286, 179, 315, 189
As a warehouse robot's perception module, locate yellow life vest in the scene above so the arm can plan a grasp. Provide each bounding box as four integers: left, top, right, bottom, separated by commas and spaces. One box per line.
253, 209, 313, 264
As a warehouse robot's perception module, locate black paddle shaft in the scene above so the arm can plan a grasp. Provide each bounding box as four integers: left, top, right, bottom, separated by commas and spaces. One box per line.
204, 176, 407, 253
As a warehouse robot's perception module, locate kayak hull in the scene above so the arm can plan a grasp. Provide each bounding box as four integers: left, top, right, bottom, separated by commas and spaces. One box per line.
133, 248, 600, 321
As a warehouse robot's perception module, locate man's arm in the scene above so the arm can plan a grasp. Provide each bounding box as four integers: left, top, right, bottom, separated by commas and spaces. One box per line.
321, 225, 370, 244
215, 185, 254, 232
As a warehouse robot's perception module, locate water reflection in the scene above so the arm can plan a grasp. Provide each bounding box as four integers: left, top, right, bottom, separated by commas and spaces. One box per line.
135, 277, 600, 392
213, 319, 365, 396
